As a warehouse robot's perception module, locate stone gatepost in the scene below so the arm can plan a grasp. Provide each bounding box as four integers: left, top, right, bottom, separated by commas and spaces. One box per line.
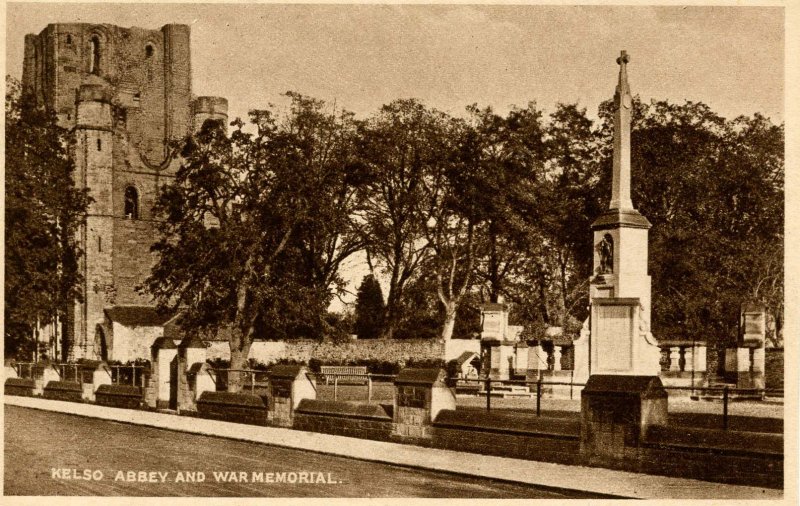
177, 335, 208, 412
4, 359, 18, 380
150, 337, 178, 409
526, 341, 548, 381
85, 362, 111, 402
39, 363, 60, 395
581, 375, 667, 466
194, 363, 217, 401
267, 365, 316, 427
392, 368, 455, 443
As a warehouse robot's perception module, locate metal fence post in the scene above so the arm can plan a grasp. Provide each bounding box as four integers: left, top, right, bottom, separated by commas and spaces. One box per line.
536, 378, 542, 417
485, 377, 491, 412
570, 370, 574, 400
723, 386, 729, 430
334, 377, 339, 401
367, 375, 372, 403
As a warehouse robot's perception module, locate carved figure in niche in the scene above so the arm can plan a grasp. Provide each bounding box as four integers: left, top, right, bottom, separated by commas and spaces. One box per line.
597, 233, 614, 274
124, 186, 138, 219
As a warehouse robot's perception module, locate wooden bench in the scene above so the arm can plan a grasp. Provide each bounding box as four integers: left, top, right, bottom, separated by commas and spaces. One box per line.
320, 366, 368, 385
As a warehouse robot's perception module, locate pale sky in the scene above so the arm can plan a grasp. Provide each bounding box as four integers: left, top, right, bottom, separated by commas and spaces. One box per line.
6, 3, 785, 125
4, 3, 787, 308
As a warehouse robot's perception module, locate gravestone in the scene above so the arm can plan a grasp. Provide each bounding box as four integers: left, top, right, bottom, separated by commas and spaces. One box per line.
480, 303, 514, 380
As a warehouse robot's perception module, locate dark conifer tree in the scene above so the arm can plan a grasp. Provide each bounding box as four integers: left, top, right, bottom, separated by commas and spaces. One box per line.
354, 275, 385, 339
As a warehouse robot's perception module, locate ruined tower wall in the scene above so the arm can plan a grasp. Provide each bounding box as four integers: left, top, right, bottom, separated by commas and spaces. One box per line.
22, 23, 197, 358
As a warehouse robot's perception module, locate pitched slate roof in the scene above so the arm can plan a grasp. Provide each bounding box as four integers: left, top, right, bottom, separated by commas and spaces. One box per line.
455, 351, 479, 367
104, 306, 174, 327
162, 312, 232, 341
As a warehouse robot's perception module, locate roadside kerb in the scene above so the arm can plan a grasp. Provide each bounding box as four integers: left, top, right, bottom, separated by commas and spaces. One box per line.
3, 395, 782, 500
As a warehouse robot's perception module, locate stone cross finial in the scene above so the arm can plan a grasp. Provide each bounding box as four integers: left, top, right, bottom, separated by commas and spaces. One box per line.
616, 51, 629, 66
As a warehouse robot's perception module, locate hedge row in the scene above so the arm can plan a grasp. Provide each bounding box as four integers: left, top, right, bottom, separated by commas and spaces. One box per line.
206, 357, 447, 376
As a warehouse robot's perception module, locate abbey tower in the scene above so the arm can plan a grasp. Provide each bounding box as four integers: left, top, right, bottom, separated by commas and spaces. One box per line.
23, 23, 228, 360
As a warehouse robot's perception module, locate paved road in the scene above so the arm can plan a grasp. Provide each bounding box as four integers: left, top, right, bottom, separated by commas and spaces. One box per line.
4, 405, 602, 498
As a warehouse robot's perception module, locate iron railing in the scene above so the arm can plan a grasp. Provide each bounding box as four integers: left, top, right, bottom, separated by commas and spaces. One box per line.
455, 377, 783, 430
109, 365, 150, 387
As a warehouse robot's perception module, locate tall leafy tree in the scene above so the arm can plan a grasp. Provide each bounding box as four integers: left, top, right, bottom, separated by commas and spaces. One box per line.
355, 99, 444, 339
145, 95, 357, 389
286, 92, 368, 295
276, 93, 369, 338
465, 103, 547, 305
538, 103, 603, 328
418, 116, 484, 340
5, 76, 91, 360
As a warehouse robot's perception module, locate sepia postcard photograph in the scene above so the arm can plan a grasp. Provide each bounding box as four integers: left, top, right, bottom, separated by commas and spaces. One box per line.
2, 1, 795, 502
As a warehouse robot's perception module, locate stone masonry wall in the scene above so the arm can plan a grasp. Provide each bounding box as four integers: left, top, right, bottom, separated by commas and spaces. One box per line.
432, 426, 581, 466
293, 412, 392, 442
207, 339, 449, 365
22, 22, 193, 358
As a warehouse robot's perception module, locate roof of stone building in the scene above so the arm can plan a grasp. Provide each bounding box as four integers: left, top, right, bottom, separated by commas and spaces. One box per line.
104, 306, 174, 327
455, 351, 479, 366
162, 312, 232, 341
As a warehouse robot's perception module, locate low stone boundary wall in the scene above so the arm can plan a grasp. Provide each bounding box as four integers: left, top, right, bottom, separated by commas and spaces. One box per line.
196, 391, 268, 426
5, 378, 36, 397
43, 381, 83, 402
95, 384, 143, 409
432, 409, 582, 465
641, 425, 783, 488
294, 399, 393, 442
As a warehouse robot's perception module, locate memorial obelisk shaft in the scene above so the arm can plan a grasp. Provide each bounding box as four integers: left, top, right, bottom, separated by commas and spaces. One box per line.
578, 51, 661, 377
610, 52, 634, 211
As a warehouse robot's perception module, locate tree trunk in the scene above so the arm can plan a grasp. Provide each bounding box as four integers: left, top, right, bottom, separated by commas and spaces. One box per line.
441, 301, 457, 341
228, 328, 253, 393
383, 259, 402, 339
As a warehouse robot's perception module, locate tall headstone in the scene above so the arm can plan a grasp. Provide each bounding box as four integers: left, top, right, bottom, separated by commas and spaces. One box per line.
480, 303, 512, 379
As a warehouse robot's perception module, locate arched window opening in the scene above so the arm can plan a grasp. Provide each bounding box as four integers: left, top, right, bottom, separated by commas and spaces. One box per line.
97, 139, 102, 151
124, 186, 139, 220
89, 36, 101, 75
145, 44, 154, 58
66, 34, 73, 45
98, 236, 102, 252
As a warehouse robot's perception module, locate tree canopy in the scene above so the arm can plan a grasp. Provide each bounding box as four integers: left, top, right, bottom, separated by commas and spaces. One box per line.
143, 89, 782, 384
5, 76, 91, 360
145, 93, 366, 388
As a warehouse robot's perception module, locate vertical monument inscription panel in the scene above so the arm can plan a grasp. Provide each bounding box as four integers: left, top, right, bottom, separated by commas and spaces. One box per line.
594, 304, 634, 372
